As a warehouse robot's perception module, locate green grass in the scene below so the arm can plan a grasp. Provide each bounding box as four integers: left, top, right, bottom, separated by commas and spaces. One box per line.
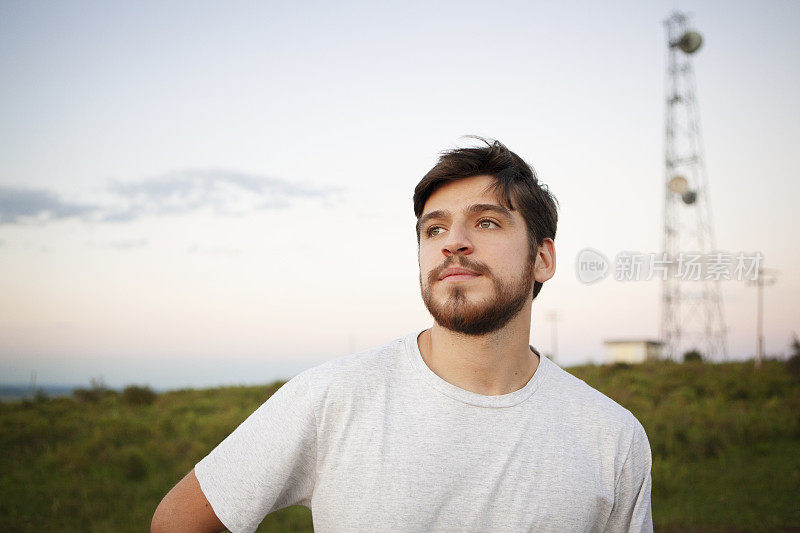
568, 359, 800, 532
1, 359, 798, 531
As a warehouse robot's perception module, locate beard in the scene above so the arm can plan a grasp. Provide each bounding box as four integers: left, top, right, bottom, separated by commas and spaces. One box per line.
420, 255, 534, 336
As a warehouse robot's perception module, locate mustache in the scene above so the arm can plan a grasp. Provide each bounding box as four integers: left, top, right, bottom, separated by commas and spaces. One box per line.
427, 256, 491, 285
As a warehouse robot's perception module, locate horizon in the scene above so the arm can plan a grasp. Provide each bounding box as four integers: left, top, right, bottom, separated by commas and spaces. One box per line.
2, 346, 796, 393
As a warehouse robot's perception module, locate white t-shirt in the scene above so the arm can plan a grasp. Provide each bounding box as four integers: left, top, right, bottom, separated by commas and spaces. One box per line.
195, 331, 653, 532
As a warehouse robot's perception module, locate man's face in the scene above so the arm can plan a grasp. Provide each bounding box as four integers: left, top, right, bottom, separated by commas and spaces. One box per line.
417, 175, 535, 336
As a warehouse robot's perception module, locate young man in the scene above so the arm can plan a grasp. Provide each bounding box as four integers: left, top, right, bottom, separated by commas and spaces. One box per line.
152, 139, 653, 533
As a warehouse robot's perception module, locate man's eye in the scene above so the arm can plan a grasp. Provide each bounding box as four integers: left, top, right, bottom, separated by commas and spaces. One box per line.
478, 220, 498, 229
427, 226, 445, 237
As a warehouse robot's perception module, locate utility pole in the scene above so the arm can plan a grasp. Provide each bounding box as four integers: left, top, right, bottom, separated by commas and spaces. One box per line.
747, 269, 778, 368
28, 370, 37, 399
348, 333, 356, 355
544, 310, 562, 363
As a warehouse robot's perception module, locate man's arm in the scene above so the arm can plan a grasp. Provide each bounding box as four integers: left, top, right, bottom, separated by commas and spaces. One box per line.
160, 371, 318, 532
151, 468, 227, 533
605, 419, 653, 532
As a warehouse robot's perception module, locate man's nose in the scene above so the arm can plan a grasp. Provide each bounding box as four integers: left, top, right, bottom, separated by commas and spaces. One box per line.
442, 224, 473, 257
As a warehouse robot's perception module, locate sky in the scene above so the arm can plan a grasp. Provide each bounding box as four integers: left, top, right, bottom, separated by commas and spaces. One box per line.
1, 0, 798, 390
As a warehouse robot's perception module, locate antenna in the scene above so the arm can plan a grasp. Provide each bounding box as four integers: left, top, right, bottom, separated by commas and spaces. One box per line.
660, 12, 729, 361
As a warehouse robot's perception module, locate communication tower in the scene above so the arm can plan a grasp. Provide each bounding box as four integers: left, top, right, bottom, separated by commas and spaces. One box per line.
660, 12, 728, 361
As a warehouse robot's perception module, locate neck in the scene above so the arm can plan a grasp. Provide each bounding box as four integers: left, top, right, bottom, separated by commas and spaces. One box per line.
418, 306, 539, 396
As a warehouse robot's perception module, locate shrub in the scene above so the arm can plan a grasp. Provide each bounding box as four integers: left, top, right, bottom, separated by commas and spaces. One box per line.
122, 385, 157, 406
683, 350, 703, 363
786, 334, 800, 380
122, 448, 148, 481
73, 388, 104, 403
73, 377, 115, 404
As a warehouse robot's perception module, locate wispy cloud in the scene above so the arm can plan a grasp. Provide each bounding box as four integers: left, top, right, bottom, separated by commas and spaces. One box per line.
87, 239, 149, 250
0, 186, 101, 224
105, 169, 335, 220
0, 169, 339, 225
186, 243, 243, 256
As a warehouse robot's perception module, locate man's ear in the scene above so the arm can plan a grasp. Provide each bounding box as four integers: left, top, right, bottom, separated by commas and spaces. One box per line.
533, 238, 556, 284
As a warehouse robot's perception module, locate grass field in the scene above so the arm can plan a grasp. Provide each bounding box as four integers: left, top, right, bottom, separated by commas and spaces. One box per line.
1, 358, 798, 532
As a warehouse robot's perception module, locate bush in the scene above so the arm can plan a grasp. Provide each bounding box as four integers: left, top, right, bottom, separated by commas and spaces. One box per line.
122, 448, 148, 481
74, 389, 103, 404
683, 350, 703, 363
786, 334, 800, 380
73, 376, 118, 404
122, 385, 157, 406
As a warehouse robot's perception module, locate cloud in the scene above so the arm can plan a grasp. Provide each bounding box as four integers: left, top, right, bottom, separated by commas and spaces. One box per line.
186, 243, 242, 256
0, 186, 101, 224
87, 239, 148, 250
0, 169, 338, 225
105, 169, 336, 220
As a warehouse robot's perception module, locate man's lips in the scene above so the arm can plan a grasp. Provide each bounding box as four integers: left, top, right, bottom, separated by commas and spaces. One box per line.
439, 267, 481, 281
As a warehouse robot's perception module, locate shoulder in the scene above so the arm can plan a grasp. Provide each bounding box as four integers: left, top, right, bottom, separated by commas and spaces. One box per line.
295, 335, 409, 396
540, 358, 646, 443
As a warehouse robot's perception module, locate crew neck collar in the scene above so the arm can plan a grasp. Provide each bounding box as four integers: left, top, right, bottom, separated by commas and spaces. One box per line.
403, 329, 552, 408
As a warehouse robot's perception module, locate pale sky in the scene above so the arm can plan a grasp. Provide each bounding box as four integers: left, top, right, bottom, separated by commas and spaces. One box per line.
1, 0, 798, 389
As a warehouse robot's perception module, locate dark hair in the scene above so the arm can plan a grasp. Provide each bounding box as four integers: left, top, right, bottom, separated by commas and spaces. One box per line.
413, 137, 558, 299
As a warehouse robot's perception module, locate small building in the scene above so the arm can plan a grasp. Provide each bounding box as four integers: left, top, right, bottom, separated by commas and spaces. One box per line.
603, 339, 662, 364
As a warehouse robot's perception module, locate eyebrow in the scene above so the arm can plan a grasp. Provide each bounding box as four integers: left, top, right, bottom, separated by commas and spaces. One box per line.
416, 203, 514, 237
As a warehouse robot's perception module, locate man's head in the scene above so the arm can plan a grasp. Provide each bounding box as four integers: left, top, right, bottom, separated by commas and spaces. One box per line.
414, 138, 558, 335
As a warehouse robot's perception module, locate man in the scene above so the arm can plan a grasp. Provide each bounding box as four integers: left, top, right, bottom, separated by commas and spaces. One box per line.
152, 138, 653, 532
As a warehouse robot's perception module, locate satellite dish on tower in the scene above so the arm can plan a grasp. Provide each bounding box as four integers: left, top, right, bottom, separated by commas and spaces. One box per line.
668, 176, 689, 194
676, 31, 703, 54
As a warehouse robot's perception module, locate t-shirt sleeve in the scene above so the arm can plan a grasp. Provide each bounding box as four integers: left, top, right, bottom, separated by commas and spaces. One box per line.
194, 370, 318, 533
605, 418, 653, 533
